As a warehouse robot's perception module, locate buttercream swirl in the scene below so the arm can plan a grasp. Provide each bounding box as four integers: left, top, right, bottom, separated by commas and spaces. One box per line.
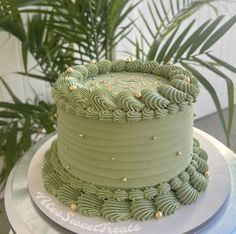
89, 89, 117, 111
113, 189, 129, 201
192, 154, 208, 173
96, 60, 112, 74
179, 171, 190, 182
198, 148, 208, 161
175, 182, 198, 204
185, 164, 197, 176
141, 89, 170, 109
129, 189, 144, 201
155, 108, 168, 118
69, 70, 84, 81
170, 79, 199, 97
193, 138, 200, 147
99, 110, 113, 122
142, 107, 155, 120
167, 103, 179, 114
190, 172, 208, 192
156, 182, 171, 194
73, 65, 88, 79
57, 184, 81, 205
155, 192, 180, 215
86, 106, 99, 120
143, 187, 158, 200
130, 199, 156, 221
125, 59, 143, 72
85, 63, 99, 77
169, 176, 183, 190
159, 85, 187, 104
141, 61, 159, 73
82, 183, 98, 194
97, 188, 113, 200
102, 199, 130, 222
113, 109, 127, 123
78, 193, 103, 217
116, 91, 145, 111
178, 101, 189, 112
127, 110, 142, 122
44, 173, 63, 196
111, 60, 126, 72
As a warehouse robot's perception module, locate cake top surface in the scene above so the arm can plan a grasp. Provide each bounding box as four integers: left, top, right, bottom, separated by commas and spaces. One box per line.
52, 59, 199, 122
82, 72, 168, 94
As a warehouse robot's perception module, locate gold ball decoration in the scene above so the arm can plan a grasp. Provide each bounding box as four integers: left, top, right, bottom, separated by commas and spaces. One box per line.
69, 84, 77, 91
176, 151, 182, 156
90, 59, 96, 64
111, 157, 116, 161
66, 67, 74, 73
54, 113, 58, 119
152, 136, 157, 141
66, 165, 70, 170
135, 92, 142, 98
121, 177, 128, 182
126, 57, 132, 62
79, 132, 85, 139
184, 76, 191, 83
155, 211, 163, 219
70, 203, 77, 212
204, 171, 209, 178
193, 112, 197, 117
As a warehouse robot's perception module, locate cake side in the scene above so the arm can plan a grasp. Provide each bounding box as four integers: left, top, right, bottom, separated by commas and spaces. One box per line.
57, 106, 193, 188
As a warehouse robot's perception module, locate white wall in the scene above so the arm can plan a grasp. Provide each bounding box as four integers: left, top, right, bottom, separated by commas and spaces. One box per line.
0, 1, 236, 119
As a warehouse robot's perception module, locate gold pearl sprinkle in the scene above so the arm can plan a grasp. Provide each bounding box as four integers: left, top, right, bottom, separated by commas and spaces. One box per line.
135, 92, 142, 98
79, 132, 85, 139
184, 77, 191, 83
111, 157, 116, 161
70, 203, 77, 212
152, 136, 157, 141
193, 112, 197, 117
176, 151, 182, 156
155, 211, 163, 219
107, 85, 112, 91
66, 165, 70, 170
122, 177, 128, 182
66, 67, 73, 73
204, 171, 209, 178
69, 84, 77, 91
90, 59, 96, 64
54, 113, 58, 118
126, 57, 132, 62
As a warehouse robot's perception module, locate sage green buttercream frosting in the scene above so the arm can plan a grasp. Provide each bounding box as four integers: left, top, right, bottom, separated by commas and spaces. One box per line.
42, 59, 209, 222
57, 106, 193, 188
52, 59, 199, 123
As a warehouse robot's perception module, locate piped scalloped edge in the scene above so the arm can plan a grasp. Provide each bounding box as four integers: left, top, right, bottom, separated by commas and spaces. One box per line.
42, 138, 209, 222
52, 60, 199, 123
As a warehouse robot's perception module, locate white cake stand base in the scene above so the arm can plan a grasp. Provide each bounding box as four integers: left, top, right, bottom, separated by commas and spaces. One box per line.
27, 129, 231, 234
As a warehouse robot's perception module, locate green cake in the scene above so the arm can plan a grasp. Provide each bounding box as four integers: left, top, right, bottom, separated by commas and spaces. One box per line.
42, 59, 209, 222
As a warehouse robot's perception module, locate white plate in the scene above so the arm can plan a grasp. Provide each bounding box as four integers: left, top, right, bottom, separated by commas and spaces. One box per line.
27, 129, 231, 234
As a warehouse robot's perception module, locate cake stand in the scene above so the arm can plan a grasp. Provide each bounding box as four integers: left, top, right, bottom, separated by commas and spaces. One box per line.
4, 128, 236, 234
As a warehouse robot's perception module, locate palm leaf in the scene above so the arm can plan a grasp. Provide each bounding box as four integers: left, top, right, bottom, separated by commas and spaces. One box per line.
181, 62, 229, 145
200, 15, 236, 53
193, 57, 234, 141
